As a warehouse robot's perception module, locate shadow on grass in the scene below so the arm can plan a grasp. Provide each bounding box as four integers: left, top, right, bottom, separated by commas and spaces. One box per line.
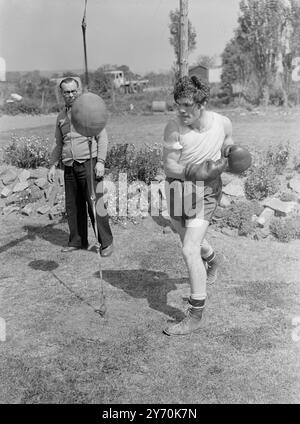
0, 232, 37, 254
28, 259, 59, 272
151, 215, 174, 229
23, 223, 68, 248
27, 259, 100, 315
102, 269, 187, 321
0, 221, 68, 255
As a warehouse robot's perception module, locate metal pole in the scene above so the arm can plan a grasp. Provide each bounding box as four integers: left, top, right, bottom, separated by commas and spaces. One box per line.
179, 0, 189, 78
81, 0, 106, 316
82, 0, 89, 90
88, 138, 106, 316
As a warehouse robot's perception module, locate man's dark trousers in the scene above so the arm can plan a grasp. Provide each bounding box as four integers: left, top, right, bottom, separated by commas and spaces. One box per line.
64, 158, 113, 249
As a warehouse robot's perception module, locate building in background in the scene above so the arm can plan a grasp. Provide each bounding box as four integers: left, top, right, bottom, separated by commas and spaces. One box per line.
0, 57, 7, 106
209, 67, 222, 84
188, 64, 208, 82
0, 57, 6, 82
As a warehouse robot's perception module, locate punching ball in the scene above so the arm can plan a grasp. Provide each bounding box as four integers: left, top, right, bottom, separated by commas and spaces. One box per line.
71, 92, 108, 137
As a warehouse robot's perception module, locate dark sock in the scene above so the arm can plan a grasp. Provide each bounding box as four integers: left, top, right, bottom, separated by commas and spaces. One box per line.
189, 298, 205, 308
203, 251, 215, 263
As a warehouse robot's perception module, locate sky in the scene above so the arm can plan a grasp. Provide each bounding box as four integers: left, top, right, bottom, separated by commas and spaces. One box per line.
0, 0, 241, 75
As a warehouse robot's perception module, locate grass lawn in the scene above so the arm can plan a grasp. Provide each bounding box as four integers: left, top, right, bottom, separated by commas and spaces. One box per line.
1, 106, 300, 155
0, 108, 300, 404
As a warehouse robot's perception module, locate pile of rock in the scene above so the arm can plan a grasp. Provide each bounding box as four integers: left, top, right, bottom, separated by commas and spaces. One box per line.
222, 172, 300, 239
0, 165, 65, 220
151, 170, 300, 241
1, 163, 300, 242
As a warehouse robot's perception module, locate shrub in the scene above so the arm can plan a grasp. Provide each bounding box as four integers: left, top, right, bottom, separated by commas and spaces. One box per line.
0, 99, 41, 115
46, 102, 61, 114
270, 217, 300, 243
106, 143, 163, 184
265, 142, 289, 174
293, 155, 300, 173
244, 165, 280, 200
218, 200, 262, 236
3, 135, 50, 168
269, 88, 284, 106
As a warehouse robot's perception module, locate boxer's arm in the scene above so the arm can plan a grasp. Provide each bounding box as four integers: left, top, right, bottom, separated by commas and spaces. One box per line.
163, 120, 185, 179
163, 147, 185, 180
221, 116, 234, 156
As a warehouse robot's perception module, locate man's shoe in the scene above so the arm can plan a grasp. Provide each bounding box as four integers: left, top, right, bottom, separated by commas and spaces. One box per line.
163, 305, 204, 336
100, 243, 113, 257
61, 246, 80, 253
205, 253, 221, 285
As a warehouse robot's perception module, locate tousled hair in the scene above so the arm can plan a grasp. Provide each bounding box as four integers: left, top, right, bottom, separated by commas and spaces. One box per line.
173, 75, 210, 106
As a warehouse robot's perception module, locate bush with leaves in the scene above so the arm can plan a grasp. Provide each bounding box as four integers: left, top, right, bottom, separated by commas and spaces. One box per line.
3, 135, 50, 168
265, 142, 289, 174
293, 155, 300, 173
0, 99, 41, 116
106, 143, 162, 184
270, 217, 300, 243
244, 165, 280, 200
218, 200, 263, 236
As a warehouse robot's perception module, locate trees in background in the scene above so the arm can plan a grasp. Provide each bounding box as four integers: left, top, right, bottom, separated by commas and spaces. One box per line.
86, 68, 112, 99
221, 0, 300, 106
17, 71, 57, 109
169, 9, 197, 75
195, 55, 218, 69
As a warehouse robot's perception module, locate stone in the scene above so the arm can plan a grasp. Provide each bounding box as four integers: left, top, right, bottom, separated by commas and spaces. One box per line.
37, 205, 51, 215
29, 185, 44, 201
222, 178, 245, 198
2, 205, 19, 215
221, 172, 235, 186
49, 204, 64, 215
34, 177, 49, 189
288, 177, 300, 194
220, 193, 231, 208
30, 167, 48, 180
213, 206, 227, 219
1, 169, 18, 185
18, 169, 31, 182
1, 187, 12, 198
279, 191, 298, 202
257, 207, 275, 227
221, 227, 238, 237
21, 205, 33, 216
5, 193, 19, 206
254, 226, 271, 240
13, 181, 30, 193
262, 198, 298, 216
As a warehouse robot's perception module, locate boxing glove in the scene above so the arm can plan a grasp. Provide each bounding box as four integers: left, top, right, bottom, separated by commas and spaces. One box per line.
223, 145, 252, 174
185, 158, 227, 182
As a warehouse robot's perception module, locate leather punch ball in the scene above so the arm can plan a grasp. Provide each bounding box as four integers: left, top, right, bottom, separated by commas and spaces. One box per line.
71, 92, 108, 137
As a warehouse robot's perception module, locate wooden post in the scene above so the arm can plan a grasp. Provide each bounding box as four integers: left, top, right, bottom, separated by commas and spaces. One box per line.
179, 0, 189, 77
